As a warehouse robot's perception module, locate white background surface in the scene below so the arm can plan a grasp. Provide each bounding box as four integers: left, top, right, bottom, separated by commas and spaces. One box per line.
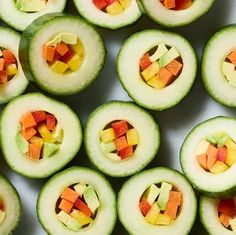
0, 0, 236, 234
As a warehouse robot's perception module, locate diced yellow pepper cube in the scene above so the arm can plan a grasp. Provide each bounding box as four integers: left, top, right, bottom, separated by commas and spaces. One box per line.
225, 139, 236, 150
70, 209, 93, 226
50, 60, 68, 74
145, 203, 160, 224
6, 64, 18, 76
119, 0, 131, 9
38, 123, 53, 143
141, 61, 160, 82
72, 40, 84, 57
147, 76, 162, 89
210, 161, 229, 174
106, 1, 124, 15
126, 129, 139, 146
100, 128, 115, 143
155, 214, 172, 225
225, 148, 236, 166
29, 136, 43, 146
67, 54, 83, 71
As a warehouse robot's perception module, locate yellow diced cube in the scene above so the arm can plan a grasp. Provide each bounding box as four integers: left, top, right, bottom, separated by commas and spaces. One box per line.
147, 76, 162, 89
100, 128, 115, 143
50, 60, 68, 74
126, 129, 139, 146
6, 64, 18, 76
29, 136, 43, 146
119, 0, 131, 9
210, 161, 229, 174
67, 54, 83, 71
70, 209, 93, 226
225, 148, 236, 166
38, 123, 53, 143
225, 139, 236, 150
141, 61, 160, 82
106, 1, 124, 15
72, 40, 84, 57
155, 214, 172, 225
145, 203, 160, 224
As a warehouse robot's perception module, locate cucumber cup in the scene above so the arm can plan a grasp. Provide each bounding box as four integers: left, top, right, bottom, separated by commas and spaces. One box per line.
19, 13, 106, 96
37, 167, 116, 235
0, 93, 82, 178
118, 167, 197, 235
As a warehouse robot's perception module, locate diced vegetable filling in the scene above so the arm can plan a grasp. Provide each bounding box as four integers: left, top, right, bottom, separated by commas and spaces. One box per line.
56, 183, 100, 231
196, 132, 236, 174
16, 110, 64, 160
0, 199, 6, 225
0, 47, 18, 84
93, 0, 131, 15
139, 182, 182, 225
218, 198, 236, 231
222, 50, 236, 87
15, 0, 48, 13
160, 0, 193, 11
100, 120, 139, 161
140, 43, 183, 89
43, 32, 84, 74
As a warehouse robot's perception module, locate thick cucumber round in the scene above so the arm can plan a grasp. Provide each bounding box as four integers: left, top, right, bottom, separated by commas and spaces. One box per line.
0, 0, 66, 31
117, 29, 197, 110
73, 0, 142, 30
0, 93, 82, 178
141, 0, 215, 27
117, 167, 197, 235
180, 116, 236, 198
19, 13, 106, 96
0, 173, 22, 235
37, 166, 116, 235
202, 25, 236, 107
84, 101, 160, 177
0, 27, 28, 104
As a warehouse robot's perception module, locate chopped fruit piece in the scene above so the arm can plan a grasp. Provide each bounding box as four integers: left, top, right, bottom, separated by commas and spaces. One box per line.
61, 188, 79, 203
150, 43, 168, 62
74, 198, 92, 217
28, 142, 42, 160
59, 199, 73, 214
157, 182, 172, 210
0, 58, 4, 71
164, 191, 182, 219
139, 198, 151, 216
119, 0, 131, 9
112, 120, 128, 138
143, 184, 160, 205
74, 183, 87, 196
71, 41, 84, 57
175, 0, 192, 10
46, 114, 56, 131
163, 0, 176, 9
158, 67, 174, 86
0, 210, 6, 224
126, 129, 139, 146
60, 47, 74, 63
51, 60, 69, 74
67, 54, 83, 71
118, 146, 133, 159
0, 71, 7, 84
107, 153, 121, 161
197, 154, 208, 170
6, 64, 18, 76
29, 136, 44, 145
100, 141, 116, 154
210, 160, 229, 174
218, 199, 236, 217
93, 0, 108, 9
206, 132, 230, 147
43, 45, 55, 62
141, 61, 160, 82
16, 0, 47, 12
67, 216, 82, 231
21, 127, 37, 141
225, 139, 236, 150
227, 51, 236, 66
46, 35, 61, 47
16, 133, 28, 154
114, 136, 128, 151
219, 213, 232, 228
20, 112, 37, 129
0, 50, 2, 57
147, 76, 162, 89
70, 209, 93, 226
56, 42, 69, 56
83, 186, 100, 214
145, 203, 161, 224
43, 142, 59, 158
159, 47, 180, 68
106, 1, 123, 15
155, 214, 172, 225
38, 123, 53, 143
165, 59, 183, 76
140, 53, 151, 71
57, 210, 71, 225
100, 128, 116, 143
207, 155, 217, 170
2, 49, 16, 64
217, 146, 227, 162
52, 124, 64, 143
225, 148, 236, 166
207, 144, 218, 158
32, 111, 46, 123
60, 32, 78, 45
229, 217, 236, 232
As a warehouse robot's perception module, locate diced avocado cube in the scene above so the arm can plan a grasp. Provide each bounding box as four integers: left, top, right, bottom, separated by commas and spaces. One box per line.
195, 139, 209, 156
43, 142, 59, 158
59, 32, 78, 45
144, 184, 160, 205
157, 182, 172, 210
74, 183, 87, 196
229, 217, 236, 232
100, 141, 116, 154
126, 129, 139, 146
107, 153, 121, 161
119, 0, 131, 9
155, 214, 172, 225
106, 1, 124, 15
159, 47, 180, 68
0, 210, 5, 224
70, 209, 93, 226
150, 43, 168, 62
6, 64, 18, 76
16, 133, 28, 154
51, 60, 68, 74
141, 61, 160, 82
52, 124, 64, 143
209, 161, 229, 174
16, 0, 47, 12
67, 55, 83, 71
145, 203, 160, 224
67, 216, 82, 231
83, 186, 100, 214
57, 210, 71, 225
100, 128, 115, 143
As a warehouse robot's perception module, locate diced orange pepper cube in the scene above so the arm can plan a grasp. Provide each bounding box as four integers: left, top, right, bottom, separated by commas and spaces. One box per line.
165, 59, 183, 76
227, 50, 236, 66
158, 67, 174, 87
20, 112, 37, 129
43, 45, 55, 62
21, 127, 37, 141
61, 188, 79, 203
114, 136, 128, 151
0, 58, 4, 71
59, 199, 73, 214
56, 42, 69, 56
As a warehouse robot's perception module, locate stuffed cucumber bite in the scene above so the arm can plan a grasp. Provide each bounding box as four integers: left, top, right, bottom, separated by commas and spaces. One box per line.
0, 173, 21, 235
0, 27, 28, 104
73, 0, 142, 30
37, 166, 116, 235
200, 195, 236, 235
180, 116, 236, 198
0, 93, 82, 179
140, 0, 215, 27
202, 25, 236, 107
84, 101, 160, 177
19, 13, 105, 96
117, 167, 197, 235
0, 0, 66, 31
117, 29, 197, 111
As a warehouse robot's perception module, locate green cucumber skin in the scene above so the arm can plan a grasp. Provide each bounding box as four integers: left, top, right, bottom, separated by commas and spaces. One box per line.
84, 100, 161, 177
117, 29, 197, 111
19, 13, 106, 96
0, 93, 83, 179
37, 166, 117, 235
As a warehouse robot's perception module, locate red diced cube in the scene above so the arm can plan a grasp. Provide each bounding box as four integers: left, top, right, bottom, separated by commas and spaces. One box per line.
106, 0, 116, 5
139, 198, 151, 216
2, 50, 16, 65
118, 146, 133, 159
53, 51, 61, 61
112, 120, 128, 138
46, 114, 56, 131
140, 53, 151, 71
32, 111, 47, 123
0, 201, 4, 211
114, 136, 128, 151
217, 146, 227, 162
74, 198, 92, 217
60, 46, 74, 63
93, 0, 108, 9
218, 199, 236, 217
0, 71, 7, 84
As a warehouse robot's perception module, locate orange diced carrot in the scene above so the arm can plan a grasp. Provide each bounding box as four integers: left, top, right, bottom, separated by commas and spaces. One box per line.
175, 0, 192, 10
164, 191, 182, 219
219, 213, 232, 228
56, 42, 69, 56
168, 191, 182, 205
140, 53, 151, 71
197, 154, 208, 170
59, 199, 73, 214
43, 45, 55, 62
20, 112, 37, 129
21, 127, 37, 141
74, 198, 92, 217
2, 50, 16, 65
28, 142, 42, 160
207, 144, 218, 158
139, 198, 151, 216
163, 0, 176, 9
158, 67, 174, 86
114, 136, 128, 151
227, 50, 236, 66
0, 71, 7, 84
165, 59, 183, 76
61, 188, 79, 203
0, 58, 5, 71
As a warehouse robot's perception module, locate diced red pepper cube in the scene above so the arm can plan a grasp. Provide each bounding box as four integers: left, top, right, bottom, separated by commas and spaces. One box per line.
0, 201, 4, 211
118, 146, 133, 159
74, 198, 92, 217
60, 46, 74, 63
106, 0, 117, 5
53, 51, 61, 62
140, 53, 151, 71
217, 146, 227, 162
32, 111, 47, 123
112, 120, 128, 138
0, 71, 7, 84
139, 198, 151, 216
2, 49, 16, 65
93, 0, 108, 9
218, 199, 236, 217
46, 114, 56, 131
